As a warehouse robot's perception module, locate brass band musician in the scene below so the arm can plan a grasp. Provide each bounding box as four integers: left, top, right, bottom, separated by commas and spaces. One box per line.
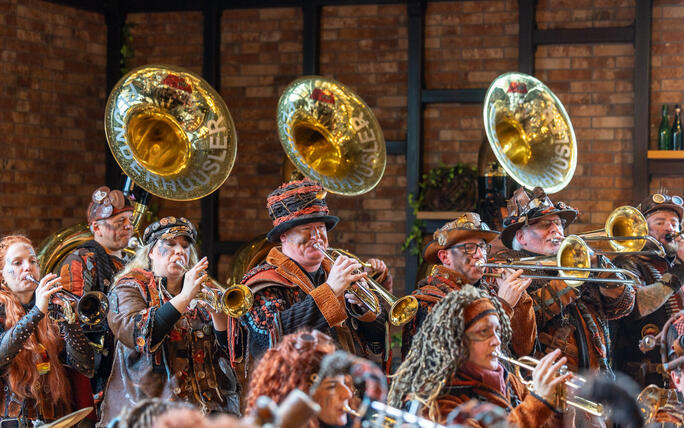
401, 213, 536, 359
58, 186, 134, 408
611, 193, 684, 388
238, 179, 391, 370
390, 285, 567, 427
497, 187, 635, 372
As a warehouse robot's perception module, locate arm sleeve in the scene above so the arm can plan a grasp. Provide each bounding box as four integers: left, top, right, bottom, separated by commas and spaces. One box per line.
107, 280, 165, 354
0, 306, 45, 370
60, 321, 95, 377
500, 291, 537, 357
151, 302, 182, 347
242, 287, 333, 358
59, 253, 89, 296
528, 279, 582, 329
594, 256, 636, 320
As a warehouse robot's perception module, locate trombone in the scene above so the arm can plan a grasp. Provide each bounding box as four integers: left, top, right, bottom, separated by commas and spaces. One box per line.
576, 206, 666, 258
480, 235, 641, 287
27, 275, 108, 326
496, 352, 605, 417
175, 261, 254, 318
312, 243, 418, 326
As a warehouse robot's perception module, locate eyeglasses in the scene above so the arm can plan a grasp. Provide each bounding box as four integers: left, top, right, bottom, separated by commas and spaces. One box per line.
466, 325, 501, 342
450, 242, 491, 255
652, 194, 684, 206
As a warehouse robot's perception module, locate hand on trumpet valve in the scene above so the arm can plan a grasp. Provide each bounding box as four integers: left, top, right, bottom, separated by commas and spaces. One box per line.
327, 255, 366, 298
532, 349, 574, 407
29, 273, 63, 315
179, 257, 209, 302
495, 268, 532, 308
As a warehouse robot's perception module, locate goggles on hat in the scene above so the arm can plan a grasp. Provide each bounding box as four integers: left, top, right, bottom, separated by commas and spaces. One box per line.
652, 193, 684, 206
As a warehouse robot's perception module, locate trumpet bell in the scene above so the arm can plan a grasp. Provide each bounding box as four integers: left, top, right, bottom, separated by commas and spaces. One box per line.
277, 76, 386, 196
605, 206, 649, 252
557, 235, 591, 286
389, 296, 419, 327
220, 284, 255, 318
484, 72, 576, 193
105, 64, 237, 201
77, 291, 109, 326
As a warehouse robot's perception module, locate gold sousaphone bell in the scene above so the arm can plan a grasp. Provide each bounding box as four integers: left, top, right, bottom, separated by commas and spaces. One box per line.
105, 64, 237, 201
484, 72, 577, 193
277, 76, 386, 196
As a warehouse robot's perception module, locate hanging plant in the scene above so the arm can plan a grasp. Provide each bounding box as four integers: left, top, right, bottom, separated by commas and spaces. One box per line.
402, 164, 478, 262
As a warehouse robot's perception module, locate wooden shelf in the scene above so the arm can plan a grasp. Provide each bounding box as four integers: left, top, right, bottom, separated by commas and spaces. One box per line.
416, 211, 465, 220
647, 150, 684, 159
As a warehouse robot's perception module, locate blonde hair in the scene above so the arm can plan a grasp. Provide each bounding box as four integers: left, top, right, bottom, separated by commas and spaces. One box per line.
114, 240, 199, 283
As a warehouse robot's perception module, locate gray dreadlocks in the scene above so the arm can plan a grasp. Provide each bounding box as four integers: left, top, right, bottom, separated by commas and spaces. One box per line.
387, 285, 512, 421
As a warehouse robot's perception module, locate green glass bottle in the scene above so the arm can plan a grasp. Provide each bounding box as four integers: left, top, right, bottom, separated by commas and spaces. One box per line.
658, 104, 671, 150
672, 104, 682, 150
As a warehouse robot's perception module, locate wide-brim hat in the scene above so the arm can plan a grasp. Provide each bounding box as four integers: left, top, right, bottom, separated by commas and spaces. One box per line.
500, 187, 578, 249
637, 193, 684, 221
423, 213, 500, 265
266, 179, 339, 243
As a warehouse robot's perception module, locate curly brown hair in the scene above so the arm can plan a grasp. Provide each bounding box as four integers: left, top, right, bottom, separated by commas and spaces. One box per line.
245, 330, 336, 416
387, 285, 511, 421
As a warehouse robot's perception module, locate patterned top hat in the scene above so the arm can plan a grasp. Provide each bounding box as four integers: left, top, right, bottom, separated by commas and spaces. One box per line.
87, 186, 133, 225
637, 192, 684, 221
266, 179, 340, 243
423, 213, 500, 265
142, 216, 197, 246
500, 186, 578, 249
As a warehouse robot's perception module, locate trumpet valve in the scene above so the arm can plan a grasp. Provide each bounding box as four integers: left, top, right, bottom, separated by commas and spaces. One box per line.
639, 335, 657, 353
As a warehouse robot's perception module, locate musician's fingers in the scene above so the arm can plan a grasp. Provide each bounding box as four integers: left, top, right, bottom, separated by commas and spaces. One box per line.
45, 285, 64, 297
39, 273, 58, 287
548, 372, 573, 388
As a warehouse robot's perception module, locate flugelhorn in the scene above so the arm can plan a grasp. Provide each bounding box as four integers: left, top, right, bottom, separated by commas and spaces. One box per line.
480, 235, 640, 287
344, 401, 446, 428
312, 243, 418, 326
666, 230, 684, 242
496, 352, 604, 417
27, 275, 108, 326
175, 261, 254, 318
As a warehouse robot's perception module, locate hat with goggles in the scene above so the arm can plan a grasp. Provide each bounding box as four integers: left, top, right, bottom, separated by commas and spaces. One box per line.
500, 187, 578, 249
142, 216, 197, 246
637, 192, 684, 221
423, 213, 500, 265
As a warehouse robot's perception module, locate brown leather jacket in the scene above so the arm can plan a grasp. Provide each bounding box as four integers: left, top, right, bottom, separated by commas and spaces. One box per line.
99, 269, 240, 426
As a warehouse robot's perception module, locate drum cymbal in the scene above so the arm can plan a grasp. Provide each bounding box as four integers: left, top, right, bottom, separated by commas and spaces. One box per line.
42, 407, 93, 428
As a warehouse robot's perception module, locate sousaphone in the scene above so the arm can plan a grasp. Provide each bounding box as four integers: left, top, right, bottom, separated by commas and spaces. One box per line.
483, 72, 576, 193
39, 65, 237, 273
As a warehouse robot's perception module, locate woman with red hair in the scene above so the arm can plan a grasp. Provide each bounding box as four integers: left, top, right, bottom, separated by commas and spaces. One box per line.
0, 235, 94, 426
245, 330, 353, 428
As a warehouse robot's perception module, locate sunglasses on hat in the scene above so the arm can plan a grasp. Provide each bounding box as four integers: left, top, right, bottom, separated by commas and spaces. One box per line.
652, 194, 683, 206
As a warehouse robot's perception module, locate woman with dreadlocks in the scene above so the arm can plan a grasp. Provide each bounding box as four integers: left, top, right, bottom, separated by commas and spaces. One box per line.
0, 235, 94, 426
388, 285, 569, 427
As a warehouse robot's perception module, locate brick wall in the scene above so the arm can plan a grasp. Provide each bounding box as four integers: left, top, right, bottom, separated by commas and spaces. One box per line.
0, 0, 106, 241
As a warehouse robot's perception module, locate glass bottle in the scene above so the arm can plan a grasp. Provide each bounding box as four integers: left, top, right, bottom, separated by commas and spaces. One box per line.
672, 104, 682, 150
658, 104, 671, 150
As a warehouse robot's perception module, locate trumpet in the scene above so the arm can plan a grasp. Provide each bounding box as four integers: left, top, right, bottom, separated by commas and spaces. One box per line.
312, 243, 418, 326
577, 206, 666, 257
174, 261, 254, 318
496, 352, 605, 417
27, 275, 108, 326
480, 235, 641, 287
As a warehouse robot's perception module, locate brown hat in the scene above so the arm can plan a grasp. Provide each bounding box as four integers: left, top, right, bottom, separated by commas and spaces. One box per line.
637, 192, 684, 221
423, 213, 499, 265
500, 186, 578, 249
87, 186, 133, 225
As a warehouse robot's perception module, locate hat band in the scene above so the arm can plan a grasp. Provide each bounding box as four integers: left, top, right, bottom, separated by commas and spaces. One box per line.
272, 206, 329, 227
